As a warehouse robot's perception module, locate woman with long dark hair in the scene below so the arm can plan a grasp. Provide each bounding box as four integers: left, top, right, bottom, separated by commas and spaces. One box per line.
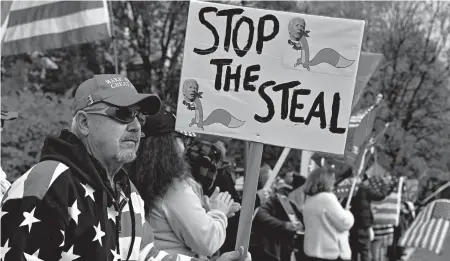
129, 110, 234, 258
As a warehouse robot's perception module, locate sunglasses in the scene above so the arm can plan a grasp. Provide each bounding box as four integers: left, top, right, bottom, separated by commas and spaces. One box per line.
83, 105, 145, 124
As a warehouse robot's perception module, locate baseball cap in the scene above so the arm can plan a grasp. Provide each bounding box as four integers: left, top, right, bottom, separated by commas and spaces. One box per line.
142, 110, 197, 138
73, 74, 161, 115
186, 140, 223, 171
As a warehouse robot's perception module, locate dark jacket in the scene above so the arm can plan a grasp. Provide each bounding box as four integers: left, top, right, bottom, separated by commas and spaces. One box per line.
0, 130, 198, 261
251, 193, 304, 261
348, 184, 386, 229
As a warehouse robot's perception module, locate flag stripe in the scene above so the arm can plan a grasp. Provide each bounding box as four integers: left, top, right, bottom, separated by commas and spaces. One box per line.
0, 1, 13, 42
435, 221, 449, 254
414, 203, 434, 247
421, 218, 435, 249
8, 1, 104, 27
2, 23, 109, 56
1, 1, 13, 26
401, 209, 425, 246
429, 219, 442, 251
4, 7, 108, 42
9, 0, 58, 12
372, 177, 404, 226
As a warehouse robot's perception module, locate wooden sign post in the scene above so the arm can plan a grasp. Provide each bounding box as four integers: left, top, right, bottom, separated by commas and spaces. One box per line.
235, 142, 263, 255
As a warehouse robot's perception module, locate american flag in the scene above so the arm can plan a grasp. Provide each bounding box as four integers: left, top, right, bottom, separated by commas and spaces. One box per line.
1, 0, 111, 56
312, 101, 381, 169
334, 177, 360, 199
399, 199, 450, 255
372, 176, 405, 226
344, 102, 379, 166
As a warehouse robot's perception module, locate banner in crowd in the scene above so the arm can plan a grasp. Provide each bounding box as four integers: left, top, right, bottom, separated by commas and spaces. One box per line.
175, 0, 365, 154
1, 0, 111, 55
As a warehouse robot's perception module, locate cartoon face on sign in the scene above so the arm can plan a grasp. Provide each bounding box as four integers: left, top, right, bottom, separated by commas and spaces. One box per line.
182, 79, 199, 103
288, 17, 308, 42
284, 17, 355, 71
181, 79, 245, 131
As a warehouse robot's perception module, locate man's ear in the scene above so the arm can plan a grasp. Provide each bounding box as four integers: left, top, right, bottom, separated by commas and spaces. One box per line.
76, 111, 90, 136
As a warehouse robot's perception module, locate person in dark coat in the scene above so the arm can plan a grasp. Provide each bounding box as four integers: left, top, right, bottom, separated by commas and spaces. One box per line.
208, 159, 242, 254
250, 172, 306, 261
345, 174, 386, 261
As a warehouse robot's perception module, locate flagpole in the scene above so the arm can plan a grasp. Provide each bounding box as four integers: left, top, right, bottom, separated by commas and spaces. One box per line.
419, 180, 450, 207
107, 0, 119, 74
345, 94, 384, 209
263, 148, 291, 190
345, 144, 370, 209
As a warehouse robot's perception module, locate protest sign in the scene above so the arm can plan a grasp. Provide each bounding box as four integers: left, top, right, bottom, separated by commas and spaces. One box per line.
175, 1, 365, 257
175, 0, 365, 155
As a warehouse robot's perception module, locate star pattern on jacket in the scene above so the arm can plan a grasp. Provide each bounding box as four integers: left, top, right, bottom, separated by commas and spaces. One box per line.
0, 156, 197, 261
24, 249, 43, 261
59, 245, 80, 261
92, 222, 105, 246
107, 205, 118, 223
1, 239, 11, 259
19, 207, 40, 232
80, 182, 95, 202
68, 199, 81, 224
110, 248, 121, 261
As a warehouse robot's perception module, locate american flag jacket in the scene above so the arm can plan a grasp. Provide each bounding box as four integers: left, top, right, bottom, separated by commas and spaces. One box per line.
0, 130, 199, 261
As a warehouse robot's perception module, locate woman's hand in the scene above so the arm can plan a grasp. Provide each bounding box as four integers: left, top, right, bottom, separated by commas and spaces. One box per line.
209, 192, 234, 215
205, 187, 241, 217
227, 202, 241, 217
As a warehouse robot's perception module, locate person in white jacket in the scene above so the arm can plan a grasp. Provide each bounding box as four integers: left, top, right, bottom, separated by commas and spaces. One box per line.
130, 110, 241, 258
302, 167, 355, 261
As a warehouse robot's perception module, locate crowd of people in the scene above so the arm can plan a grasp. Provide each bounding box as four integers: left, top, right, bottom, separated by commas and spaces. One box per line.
0, 74, 428, 261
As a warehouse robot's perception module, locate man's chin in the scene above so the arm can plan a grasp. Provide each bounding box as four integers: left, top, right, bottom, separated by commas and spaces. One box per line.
116, 150, 137, 163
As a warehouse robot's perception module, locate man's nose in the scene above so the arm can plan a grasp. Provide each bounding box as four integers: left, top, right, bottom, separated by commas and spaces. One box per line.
127, 117, 141, 132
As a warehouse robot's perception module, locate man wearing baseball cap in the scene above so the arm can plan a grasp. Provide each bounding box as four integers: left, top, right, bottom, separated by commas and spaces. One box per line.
1, 74, 249, 261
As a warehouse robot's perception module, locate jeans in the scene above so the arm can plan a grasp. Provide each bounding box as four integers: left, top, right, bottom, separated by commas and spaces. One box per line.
350, 228, 371, 261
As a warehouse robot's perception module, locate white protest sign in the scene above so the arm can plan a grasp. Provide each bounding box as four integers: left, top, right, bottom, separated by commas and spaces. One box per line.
175, 0, 365, 155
